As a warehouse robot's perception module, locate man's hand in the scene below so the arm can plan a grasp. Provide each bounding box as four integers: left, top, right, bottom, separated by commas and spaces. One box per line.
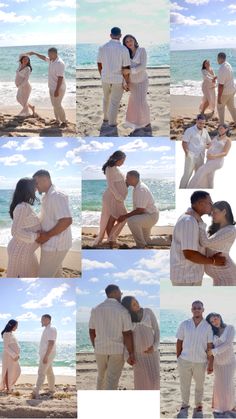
212, 252, 226, 266
207, 349, 213, 357
117, 214, 127, 223
144, 345, 154, 354
54, 89, 59, 97
218, 97, 222, 105
127, 353, 136, 366
43, 355, 48, 364
36, 232, 50, 244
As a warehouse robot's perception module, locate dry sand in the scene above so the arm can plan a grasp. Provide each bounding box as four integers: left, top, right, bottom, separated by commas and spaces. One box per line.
77, 352, 134, 390
77, 67, 170, 137
0, 268, 80, 278
0, 108, 76, 137
170, 95, 236, 141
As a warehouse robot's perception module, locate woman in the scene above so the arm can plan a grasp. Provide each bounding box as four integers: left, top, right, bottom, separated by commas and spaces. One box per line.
93, 151, 128, 248
188, 201, 236, 285
15, 54, 35, 117
0, 320, 21, 393
200, 59, 217, 115
121, 296, 160, 390
206, 313, 236, 414
7, 178, 41, 278
123, 35, 150, 131
187, 124, 231, 188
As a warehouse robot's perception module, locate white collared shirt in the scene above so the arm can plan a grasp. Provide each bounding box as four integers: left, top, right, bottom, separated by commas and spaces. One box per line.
47, 56, 66, 91
176, 318, 213, 363
218, 61, 236, 95
133, 181, 158, 214
183, 125, 211, 157
170, 214, 205, 284
97, 39, 131, 84
39, 324, 57, 358
40, 185, 72, 251
89, 298, 133, 354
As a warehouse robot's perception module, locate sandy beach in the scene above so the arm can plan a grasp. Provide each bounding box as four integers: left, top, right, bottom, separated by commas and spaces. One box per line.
77, 67, 170, 137
160, 342, 236, 419
170, 95, 236, 141
77, 352, 134, 390
0, 375, 76, 418
0, 108, 76, 137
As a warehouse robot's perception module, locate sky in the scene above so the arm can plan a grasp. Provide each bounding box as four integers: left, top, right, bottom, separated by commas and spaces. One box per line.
77, 250, 169, 322
171, 0, 236, 50
77, 0, 169, 45
81, 137, 175, 180
0, 0, 76, 47
0, 278, 76, 343
0, 137, 81, 190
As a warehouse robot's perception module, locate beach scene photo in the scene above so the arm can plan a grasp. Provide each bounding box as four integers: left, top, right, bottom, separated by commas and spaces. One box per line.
0, 138, 81, 278
77, 0, 169, 137
0, 1, 76, 136
0, 278, 77, 418
160, 280, 236, 418
81, 137, 175, 249
171, 0, 236, 140
77, 249, 162, 390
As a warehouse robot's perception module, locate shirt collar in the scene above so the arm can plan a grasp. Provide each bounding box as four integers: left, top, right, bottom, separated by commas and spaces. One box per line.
134, 181, 141, 189
46, 185, 55, 195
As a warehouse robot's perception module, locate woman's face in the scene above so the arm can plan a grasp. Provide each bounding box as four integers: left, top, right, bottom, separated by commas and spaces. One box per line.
210, 316, 221, 328
130, 298, 140, 312
205, 60, 210, 69
115, 157, 126, 166
212, 206, 227, 224
124, 37, 135, 50
12, 323, 18, 332
218, 125, 227, 136
21, 56, 29, 66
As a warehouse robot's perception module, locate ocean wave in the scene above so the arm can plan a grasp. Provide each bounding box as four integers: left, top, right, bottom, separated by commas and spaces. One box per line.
171, 78, 236, 96
0, 365, 76, 376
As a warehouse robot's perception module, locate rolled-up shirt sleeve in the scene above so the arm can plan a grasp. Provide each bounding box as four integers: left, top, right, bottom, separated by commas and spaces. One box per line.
97, 47, 102, 63
179, 218, 200, 251
48, 327, 57, 341
176, 323, 184, 340
122, 311, 132, 332
56, 62, 65, 78
134, 188, 150, 209
54, 195, 72, 221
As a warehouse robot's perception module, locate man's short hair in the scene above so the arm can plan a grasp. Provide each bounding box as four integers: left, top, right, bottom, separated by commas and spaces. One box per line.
33, 170, 51, 178
218, 52, 226, 61
48, 47, 58, 54
127, 170, 140, 180
105, 284, 120, 296
111, 27, 121, 36
196, 114, 206, 121
42, 314, 52, 321
190, 190, 210, 205
192, 300, 204, 308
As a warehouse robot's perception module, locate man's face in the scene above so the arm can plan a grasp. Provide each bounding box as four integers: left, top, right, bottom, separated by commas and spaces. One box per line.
48, 51, 57, 61
196, 119, 205, 130
126, 174, 136, 187
191, 303, 204, 318
41, 316, 50, 327
200, 195, 213, 215
34, 176, 48, 194
115, 288, 122, 302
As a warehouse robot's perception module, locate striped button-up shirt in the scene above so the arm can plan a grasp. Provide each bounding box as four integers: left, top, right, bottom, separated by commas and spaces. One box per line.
97, 39, 131, 84
133, 181, 158, 215
218, 61, 236, 96
89, 298, 133, 355
177, 318, 213, 363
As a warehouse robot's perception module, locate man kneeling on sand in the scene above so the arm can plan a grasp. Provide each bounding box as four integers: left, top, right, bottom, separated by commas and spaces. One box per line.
32, 314, 57, 399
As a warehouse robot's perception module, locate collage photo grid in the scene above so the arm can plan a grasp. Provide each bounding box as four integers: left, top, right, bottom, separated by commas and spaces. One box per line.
0, 0, 236, 418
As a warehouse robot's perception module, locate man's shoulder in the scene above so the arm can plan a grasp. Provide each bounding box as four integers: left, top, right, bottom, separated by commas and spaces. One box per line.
177, 213, 198, 225
50, 188, 68, 200
179, 319, 191, 327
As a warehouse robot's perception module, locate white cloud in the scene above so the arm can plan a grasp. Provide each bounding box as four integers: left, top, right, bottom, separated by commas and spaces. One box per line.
228, 4, 236, 13
0, 313, 11, 319
61, 316, 72, 325
67, 141, 113, 158
20, 278, 37, 283
170, 2, 187, 10
26, 161, 48, 166
149, 146, 171, 152
171, 12, 219, 26
228, 20, 236, 25
137, 251, 169, 273
22, 283, 70, 309
76, 288, 90, 295
55, 159, 69, 169
114, 269, 160, 285
63, 300, 76, 307
0, 154, 26, 166
16, 312, 39, 321
119, 139, 148, 152
47, 0, 76, 9
83, 259, 115, 271
160, 156, 175, 161
48, 13, 76, 23
0, 10, 39, 23
2, 140, 18, 149
54, 141, 68, 148
0, 3, 8, 7
89, 277, 99, 283
185, 0, 209, 4
122, 289, 149, 297
16, 138, 44, 151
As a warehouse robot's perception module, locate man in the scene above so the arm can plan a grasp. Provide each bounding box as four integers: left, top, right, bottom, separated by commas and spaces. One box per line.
179, 115, 211, 189
33, 170, 72, 277
217, 52, 236, 125
29, 48, 67, 127
89, 284, 135, 390
32, 314, 57, 399
117, 170, 159, 248
176, 301, 213, 418
97, 27, 131, 127
170, 190, 226, 285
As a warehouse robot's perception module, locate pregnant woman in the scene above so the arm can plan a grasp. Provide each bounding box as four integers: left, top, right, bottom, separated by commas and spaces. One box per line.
187, 124, 231, 189
93, 151, 128, 248
7, 178, 41, 278
0, 320, 21, 393
199, 59, 217, 115
15, 54, 35, 117
122, 296, 160, 390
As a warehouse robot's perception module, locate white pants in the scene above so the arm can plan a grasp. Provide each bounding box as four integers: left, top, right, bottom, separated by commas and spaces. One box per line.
217, 93, 236, 125
95, 354, 124, 390
127, 212, 159, 248
49, 86, 66, 123
35, 353, 56, 393
177, 357, 206, 407
187, 158, 223, 189
39, 249, 68, 278
179, 153, 205, 189
102, 82, 123, 125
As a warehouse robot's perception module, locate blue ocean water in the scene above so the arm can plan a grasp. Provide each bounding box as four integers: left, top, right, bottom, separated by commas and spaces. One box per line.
77, 323, 92, 353
77, 43, 169, 68
171, 48, 236, 95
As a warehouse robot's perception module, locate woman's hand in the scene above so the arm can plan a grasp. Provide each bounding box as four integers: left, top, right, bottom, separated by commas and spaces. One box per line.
144, 345, 154, 354
14, 355, 20, 361
207, 154, 216, 160
123, 81, 129, 92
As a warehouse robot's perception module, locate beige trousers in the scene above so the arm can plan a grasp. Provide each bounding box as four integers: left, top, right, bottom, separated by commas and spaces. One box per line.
177, 357, 206, 407
95, 354, 124, 390
35, 353, 55, 393
217, 93, 236, 125
102, 82, 123, 125
39, 249, 68, 278
179, 153, 205, 189
127, 212, 159, 248
49, 86, 66, 123
172, 281, 202, 286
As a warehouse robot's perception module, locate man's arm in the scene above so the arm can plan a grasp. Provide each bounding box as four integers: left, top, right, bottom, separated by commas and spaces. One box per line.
207, 342, 214, 374
97, 62, 102, 75
218, 84, 224, 104
54, 76, 64, 97
43, 340, 55, 364
36, 217, 72, 244
28, 51, 48, 61
89, 329, 96, 348
123, 330, 135, 365
176, 339, 183, 358
183, 249, 226, 266
117, 208, 145, 223
182, 141, 189, 156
